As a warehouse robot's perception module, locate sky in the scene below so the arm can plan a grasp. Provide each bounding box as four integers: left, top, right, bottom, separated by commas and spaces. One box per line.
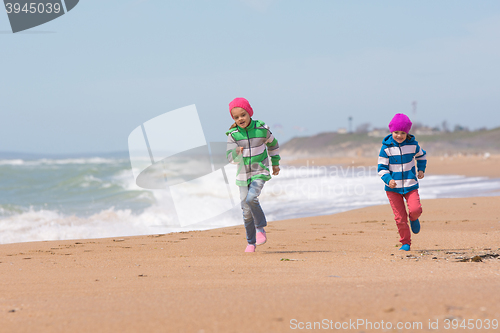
1, 0, 500, 154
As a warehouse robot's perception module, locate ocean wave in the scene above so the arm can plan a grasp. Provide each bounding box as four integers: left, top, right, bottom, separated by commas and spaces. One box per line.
0, 204, 26, 217
111, 169, 147, 191
0, 159, 25, 166
0, 204, 242, 245
0, 157, 127, 166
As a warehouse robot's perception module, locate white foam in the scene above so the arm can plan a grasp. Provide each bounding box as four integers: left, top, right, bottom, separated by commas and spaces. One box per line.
261, 169, 500, 220
0, 159, 25, 166
0, 157, 126, 167
111, 169, 145, 191
80, 175, 104, 188
0, 204, 241, 245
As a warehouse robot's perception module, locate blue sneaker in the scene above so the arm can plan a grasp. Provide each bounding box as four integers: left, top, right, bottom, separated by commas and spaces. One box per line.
399, 244, 410, 251
410, 219, 420, 234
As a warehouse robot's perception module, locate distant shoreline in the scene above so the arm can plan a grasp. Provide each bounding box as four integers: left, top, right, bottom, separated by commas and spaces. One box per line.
281, 126, 500, 158
282, 154, 500, 179
0, 151, 130, 160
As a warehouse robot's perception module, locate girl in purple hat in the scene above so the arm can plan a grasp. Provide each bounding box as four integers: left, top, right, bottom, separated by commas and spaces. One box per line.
377, 113, 427, 251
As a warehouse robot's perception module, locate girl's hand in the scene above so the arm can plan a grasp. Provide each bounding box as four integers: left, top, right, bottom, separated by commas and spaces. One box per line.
389, 179, 397, 188
236, 147, 244, 155
418, 171, 424, 179
272, 165, 280, 176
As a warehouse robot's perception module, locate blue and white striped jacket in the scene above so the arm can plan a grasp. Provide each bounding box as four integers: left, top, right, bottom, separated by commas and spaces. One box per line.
378, 134, 427, 194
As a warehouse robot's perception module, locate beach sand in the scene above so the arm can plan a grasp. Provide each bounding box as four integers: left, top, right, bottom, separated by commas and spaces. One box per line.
1, 160, 500, 332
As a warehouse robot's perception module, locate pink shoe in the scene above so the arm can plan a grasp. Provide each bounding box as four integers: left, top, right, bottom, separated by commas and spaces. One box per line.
245, 244, 256, 252
256, 230, 267, 245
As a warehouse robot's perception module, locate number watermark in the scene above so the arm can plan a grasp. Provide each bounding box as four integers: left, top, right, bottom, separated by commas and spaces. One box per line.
5, 2, 62, 14
442, 318, 498, 330
3, 0, 79, 33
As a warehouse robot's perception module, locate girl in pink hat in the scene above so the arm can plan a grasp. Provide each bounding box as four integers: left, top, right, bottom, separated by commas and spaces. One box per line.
377, 113, 427, 251
225, 97, 281, 252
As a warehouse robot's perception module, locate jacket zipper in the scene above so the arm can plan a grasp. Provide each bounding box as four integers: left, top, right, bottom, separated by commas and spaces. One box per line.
398, 143, 404, 193
246, 127, 251, 173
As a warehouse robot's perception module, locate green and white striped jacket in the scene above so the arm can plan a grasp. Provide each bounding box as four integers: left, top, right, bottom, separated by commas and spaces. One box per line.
226, 119, 280, 186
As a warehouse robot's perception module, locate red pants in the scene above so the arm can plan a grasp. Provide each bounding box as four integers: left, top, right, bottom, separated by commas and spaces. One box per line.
386, 190, 422, 246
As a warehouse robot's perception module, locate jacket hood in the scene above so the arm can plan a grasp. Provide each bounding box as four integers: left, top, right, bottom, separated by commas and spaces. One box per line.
382, 133, 415, 146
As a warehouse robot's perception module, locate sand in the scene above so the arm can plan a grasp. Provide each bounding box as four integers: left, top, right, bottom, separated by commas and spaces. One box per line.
1, 159, 500, 332
1, 197, 499, 333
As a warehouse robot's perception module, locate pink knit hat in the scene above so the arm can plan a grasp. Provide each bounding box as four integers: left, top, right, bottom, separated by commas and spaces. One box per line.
229, 97, 253, 118
389, 113, 412, 133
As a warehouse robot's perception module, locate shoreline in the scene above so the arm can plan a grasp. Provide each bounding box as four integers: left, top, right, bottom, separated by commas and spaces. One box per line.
3, 188, 499, 248
2, 165, 499, 247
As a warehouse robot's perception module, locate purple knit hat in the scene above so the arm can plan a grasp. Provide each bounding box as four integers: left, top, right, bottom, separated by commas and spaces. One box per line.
389, 113, 412, 133
229, 97, 253, 118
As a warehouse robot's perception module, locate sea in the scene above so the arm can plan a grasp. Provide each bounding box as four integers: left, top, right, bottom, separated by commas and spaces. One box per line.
1, 154, 500, 245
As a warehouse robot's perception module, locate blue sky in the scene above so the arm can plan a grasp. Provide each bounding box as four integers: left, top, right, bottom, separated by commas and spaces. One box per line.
1, 0, 500, 154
